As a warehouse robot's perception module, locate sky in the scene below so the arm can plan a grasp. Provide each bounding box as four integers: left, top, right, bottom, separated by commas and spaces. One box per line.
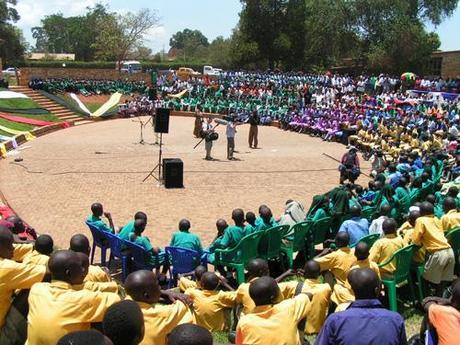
13, 0, 460, 53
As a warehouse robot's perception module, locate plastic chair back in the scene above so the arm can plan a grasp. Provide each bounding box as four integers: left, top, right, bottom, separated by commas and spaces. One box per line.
387, 244, 417, 284
125, 240, 155, 270
258, 225, 290, 259
447, 227, 460, 265
361, 207, 377, 221
85, 221, 110, 248
291, 221, 313, 252
165, 246, 201, 275
215, 231, 264, 266
351, 233, 381, 248
312, 216, 332, 245
105, 232, 126, 259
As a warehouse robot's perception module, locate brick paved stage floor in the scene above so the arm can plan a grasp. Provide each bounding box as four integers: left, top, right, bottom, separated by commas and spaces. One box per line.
0, 117, 370, 248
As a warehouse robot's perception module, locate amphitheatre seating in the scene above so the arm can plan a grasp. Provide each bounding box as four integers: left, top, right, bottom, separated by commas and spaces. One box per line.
165, 246, 202, 288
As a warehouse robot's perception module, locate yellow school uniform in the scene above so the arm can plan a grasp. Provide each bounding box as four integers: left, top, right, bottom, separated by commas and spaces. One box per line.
315, 247, 356, 285
282, 278, 331, 334
412, 215, 451, 253
332, 258, 380, 305
73, 281, 119, 293
441, 209, 460, 233
135, 300, 193, 345
236, 294, 311, 345
84, 265, 110, 283
184, 288, 236, 331
179, 277, 200, 292
369, 234, 404, 276
12, 243, 33, 262
26, 280, 120, 345
402, 227, 426, 263
0, 257, 46, 328
236, 278, 291, 315
23, 250, 49, 266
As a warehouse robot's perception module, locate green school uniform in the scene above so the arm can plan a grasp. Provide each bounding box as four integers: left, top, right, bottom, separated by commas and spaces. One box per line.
118, 220, 134, 240
86, 215, 112, 233
220, 225, 246, 249
169, 231, 203, 253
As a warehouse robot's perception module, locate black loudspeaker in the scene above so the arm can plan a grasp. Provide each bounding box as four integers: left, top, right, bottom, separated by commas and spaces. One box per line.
163, 158, 183, 188
155, 108, 170, 133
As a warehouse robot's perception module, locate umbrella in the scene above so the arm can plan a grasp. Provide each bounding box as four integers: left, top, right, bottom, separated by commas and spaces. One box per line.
401, 72, 416, 81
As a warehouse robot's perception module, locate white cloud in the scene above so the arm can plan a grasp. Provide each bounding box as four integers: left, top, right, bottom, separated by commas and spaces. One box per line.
144, 26, 169, 53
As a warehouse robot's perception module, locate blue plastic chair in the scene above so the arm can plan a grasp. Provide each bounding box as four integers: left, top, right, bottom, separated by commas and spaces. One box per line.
105, 232, 130, 282
85, 221, 111, 266
124, 240, 158, 273
165, 246, 201, 288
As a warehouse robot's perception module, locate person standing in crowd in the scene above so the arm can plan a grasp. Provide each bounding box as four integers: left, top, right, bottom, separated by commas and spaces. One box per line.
202, 117, 214, 161
226, 117, 238, 160
193, 108, 203, 138
339, 147, 360, 184
248, 110, 259, 149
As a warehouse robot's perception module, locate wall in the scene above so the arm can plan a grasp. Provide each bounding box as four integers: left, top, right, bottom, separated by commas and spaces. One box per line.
431, 51, 460, 79
19, 67, 152, 86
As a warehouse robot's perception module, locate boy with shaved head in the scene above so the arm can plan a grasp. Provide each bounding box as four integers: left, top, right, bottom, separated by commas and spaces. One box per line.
70, 234, 111, 282
236, 276, 312, 345
124, 270, 192, 345
26, 250, 120, 345
185, 272, 236, 331
440, 196, 460, 233
23, 234, 54, 266
0, 227, 47, 345
86, 202, 115, 233
169, 219, 203, 253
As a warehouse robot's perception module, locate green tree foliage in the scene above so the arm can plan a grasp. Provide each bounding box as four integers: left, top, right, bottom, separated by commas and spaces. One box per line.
0, 0, 26, 64
169, 29, 209, 61
233, 0, 456, 73
31, 4, 113, 61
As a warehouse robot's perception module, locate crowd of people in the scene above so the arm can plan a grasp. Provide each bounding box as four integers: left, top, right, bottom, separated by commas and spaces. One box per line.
1, 71, 460, 345
2, 140, 460, 344
29, 78, 148, 96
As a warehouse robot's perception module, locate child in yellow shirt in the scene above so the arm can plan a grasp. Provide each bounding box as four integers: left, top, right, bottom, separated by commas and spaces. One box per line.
185, 272, 236, 331
125, 270, 193, 345
23, 235, 54, 266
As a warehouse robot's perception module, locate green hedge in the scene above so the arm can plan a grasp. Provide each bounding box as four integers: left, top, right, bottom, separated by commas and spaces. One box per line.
16, 60, 208, 71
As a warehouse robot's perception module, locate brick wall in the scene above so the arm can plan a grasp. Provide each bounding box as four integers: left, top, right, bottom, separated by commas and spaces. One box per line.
19, 67, 152, 86
441, 52, 460, 79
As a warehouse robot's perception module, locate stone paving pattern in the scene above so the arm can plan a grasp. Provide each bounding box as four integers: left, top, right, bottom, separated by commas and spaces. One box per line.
0, 117, 370, 248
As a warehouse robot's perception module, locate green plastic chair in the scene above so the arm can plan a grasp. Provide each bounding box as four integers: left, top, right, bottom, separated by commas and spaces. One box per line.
446, 227, 460, 274
350, 233, 380, 249
258, 225, 290, 262
214, 231, 264, 284
307, 216, 332, 257
378, 244, 418, 312
361, 206, 377, 222
281, 221, 312, 268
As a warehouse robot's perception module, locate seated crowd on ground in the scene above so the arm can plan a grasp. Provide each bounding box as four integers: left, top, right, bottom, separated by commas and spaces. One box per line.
29, 78, 148, 96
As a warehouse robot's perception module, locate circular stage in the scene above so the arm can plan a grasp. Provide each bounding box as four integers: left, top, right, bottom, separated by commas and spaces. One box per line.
0, 117, 370, 247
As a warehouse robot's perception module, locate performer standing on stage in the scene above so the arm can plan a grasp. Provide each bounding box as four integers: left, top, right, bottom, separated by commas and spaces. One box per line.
248, 110, 259, 149
202, 117, 214, 160
226, 118, 238, 160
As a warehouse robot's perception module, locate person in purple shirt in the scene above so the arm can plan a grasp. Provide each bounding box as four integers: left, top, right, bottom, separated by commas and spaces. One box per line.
338, 206, 369, 246
315, 268, 407, 345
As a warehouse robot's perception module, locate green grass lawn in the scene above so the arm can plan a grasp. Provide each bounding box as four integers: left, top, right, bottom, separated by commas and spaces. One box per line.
0, 97, 41, 110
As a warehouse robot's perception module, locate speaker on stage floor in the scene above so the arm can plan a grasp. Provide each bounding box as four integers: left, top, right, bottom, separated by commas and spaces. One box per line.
163, 158, 183, 188
155, 108, 170, 133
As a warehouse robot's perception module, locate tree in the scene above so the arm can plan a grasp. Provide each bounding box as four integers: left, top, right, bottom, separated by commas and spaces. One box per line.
169, 29, 209, 61
128, 45, 153, 60
93, 8, 159, 68
31, 4, 112, 61
0, 0, 26, 64
207, 36, 232, 68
